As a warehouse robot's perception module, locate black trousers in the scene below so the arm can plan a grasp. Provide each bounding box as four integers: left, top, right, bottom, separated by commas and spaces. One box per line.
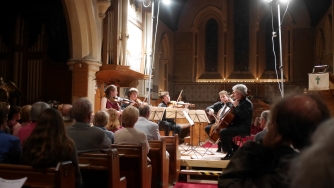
158, 120, 182, 136
220, 125, 250, 153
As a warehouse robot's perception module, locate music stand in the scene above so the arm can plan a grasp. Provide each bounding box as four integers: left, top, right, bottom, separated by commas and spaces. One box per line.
184, 110, 213, 158
149, 106, 166, 122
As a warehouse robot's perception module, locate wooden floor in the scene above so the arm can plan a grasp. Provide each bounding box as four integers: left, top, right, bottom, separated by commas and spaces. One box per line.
178, 141, 229, 184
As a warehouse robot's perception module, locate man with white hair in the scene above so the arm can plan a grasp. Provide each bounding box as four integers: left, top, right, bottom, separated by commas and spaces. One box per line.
220, 84, 253, 160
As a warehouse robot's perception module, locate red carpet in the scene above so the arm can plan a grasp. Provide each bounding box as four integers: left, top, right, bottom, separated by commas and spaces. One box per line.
201, 141, 218, 148
174, 182, 217, 188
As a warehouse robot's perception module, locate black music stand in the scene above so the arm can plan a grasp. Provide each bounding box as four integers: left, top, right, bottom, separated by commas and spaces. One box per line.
183, 110, 213, 158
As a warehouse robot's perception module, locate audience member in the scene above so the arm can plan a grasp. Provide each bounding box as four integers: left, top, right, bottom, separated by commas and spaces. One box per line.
218, 93, 331, 187
93, 110, 114, 143
105, 108, 123, 133
134, 104, 161, 140
114, 106, 149, 154
17, 102, 50, 145
0, 103, 21, 164
58, 104, 75, 127
21, 108, 82, 187
290, 118, 334, 188
7, 105, 21, 134
13, 105, 32, 136
67, 98, 111, 153
254, 110, 270, 142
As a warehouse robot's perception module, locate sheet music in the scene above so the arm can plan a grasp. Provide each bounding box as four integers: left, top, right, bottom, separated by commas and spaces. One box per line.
149, 107, 166, 121
188, 110, 210, 123
182, 110, 194, 125
0, 177, 27, 188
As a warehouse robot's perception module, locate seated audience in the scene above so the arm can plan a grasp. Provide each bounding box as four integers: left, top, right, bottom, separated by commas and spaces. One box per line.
134, 104, 161, 141
114, 106, 149, 155
58, 104, 75, 127
67, 98, 111, 153
93, 110, 114, 143
18, 102, 50, 145
21, 108, 82, 187
290, 118, 334, 188
0, 104, 21, 164
7, 105, 21, 134
13, 105, 32, 136
218, 93, 331, 187
105, 108, 123, 133
254, 110, 270, 142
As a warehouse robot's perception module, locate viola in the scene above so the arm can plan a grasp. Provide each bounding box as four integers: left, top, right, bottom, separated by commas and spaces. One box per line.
167, 101, 195, 108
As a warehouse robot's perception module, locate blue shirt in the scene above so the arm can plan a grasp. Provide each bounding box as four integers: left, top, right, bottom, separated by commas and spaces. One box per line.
0, 130, 21, 164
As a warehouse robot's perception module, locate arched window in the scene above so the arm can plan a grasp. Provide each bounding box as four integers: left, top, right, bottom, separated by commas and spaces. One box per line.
265, 17, 279, 70
205, 18, 218, 72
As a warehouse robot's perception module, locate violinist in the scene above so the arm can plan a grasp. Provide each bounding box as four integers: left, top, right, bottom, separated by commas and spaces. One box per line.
157, 91, 189, 139
121, 87, 141, 110
204, 90, 233, 152
101, 85, 122, 115
217, 84, 253, 160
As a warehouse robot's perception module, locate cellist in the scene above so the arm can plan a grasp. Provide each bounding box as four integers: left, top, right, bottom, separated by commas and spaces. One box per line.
204, 90, 233, 152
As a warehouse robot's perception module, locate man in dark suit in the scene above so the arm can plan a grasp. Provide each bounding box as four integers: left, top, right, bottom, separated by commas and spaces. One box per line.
67, 98, 111, 153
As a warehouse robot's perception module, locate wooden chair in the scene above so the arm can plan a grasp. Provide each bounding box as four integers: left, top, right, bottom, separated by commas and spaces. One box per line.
78, 148, 126, 188
162, 134, 181, 185
111, 143, 152, 188
148, 138, 169, 188
0, 161, 75, 188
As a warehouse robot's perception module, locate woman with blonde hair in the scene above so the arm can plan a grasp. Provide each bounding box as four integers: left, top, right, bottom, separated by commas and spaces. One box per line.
106, 108, 123, 133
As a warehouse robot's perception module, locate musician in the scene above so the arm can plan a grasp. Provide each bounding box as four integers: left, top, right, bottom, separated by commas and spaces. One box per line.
204, 90, 233, 152
158, 91, 189, 138
121, 87, 140, 110
101, 85, 122, 115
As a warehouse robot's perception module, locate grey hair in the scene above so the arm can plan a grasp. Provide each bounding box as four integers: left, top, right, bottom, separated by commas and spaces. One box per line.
261, 110, 270, 122
232, 84, 248, 96
30, 102, 50, 121
72, 98, 92, 122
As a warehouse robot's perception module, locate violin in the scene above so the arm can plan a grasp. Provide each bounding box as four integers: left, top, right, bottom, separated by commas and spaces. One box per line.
167, 101, 195, 108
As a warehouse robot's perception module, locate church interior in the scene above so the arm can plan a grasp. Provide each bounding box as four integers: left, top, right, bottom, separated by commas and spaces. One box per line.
0, 0, 332, 111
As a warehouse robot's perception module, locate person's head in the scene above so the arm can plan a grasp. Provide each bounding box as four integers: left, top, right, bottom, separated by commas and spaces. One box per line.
218, 90, 229, 103
105, 85, 118, 99
290, 118, 334, 188
72, 98, 92, 123
159, 91, 170, 103
138, 104, 150, 119
30, 102, 50, 122
58, 104, 73, 121
127, 88, 138, 100
263, 93, 330, 150
0, 102, 9, 129
22, 108, 74, 166
259, 110, 270, 129
122, 106, 139, 127
8, 105, 21, 121
20, 105, 32, 123
232, 84, 248, 100
93, 110, 109, 127
106, 108, 120, 130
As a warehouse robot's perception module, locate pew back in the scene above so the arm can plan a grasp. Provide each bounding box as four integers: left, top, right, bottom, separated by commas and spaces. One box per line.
148, 138, 169, 188
162, 134, 181, 184
111, 144, 152, 188
0, 161, 75, 188
78, 148, 126, 188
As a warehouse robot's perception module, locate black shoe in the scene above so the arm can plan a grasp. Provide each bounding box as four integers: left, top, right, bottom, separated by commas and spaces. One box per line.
221, 152, 234, 160
216, 149, 221, 152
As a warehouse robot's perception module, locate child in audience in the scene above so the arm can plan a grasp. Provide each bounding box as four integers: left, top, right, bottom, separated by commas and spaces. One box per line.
93, 110, 114, 143
105, 108, 123, 133
13, 105, 32, 136
21, 108, 82, 187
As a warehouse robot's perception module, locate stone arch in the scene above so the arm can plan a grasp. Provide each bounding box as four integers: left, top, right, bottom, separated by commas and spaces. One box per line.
158, 33, 171, 91
62, 0, 102, 61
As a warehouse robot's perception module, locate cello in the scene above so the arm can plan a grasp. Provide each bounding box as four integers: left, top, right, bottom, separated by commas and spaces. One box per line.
209, 104, 234, 142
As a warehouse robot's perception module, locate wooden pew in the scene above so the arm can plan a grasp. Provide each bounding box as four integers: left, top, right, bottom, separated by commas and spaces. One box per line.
148, 138, 169, 188
0, 161, 75, 188
162, 134, 181, 185
111, 143, 152, 188
78, 148, 126, 188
